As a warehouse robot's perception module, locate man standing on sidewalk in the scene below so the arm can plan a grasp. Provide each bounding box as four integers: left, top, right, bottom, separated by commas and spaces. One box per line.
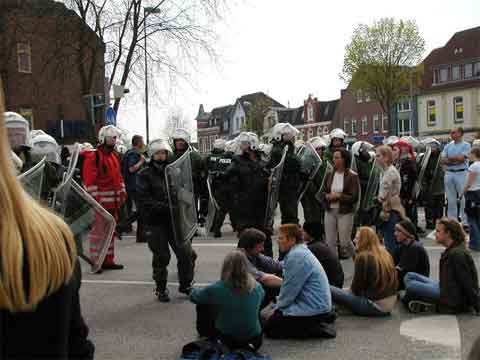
441, 127, 471, 227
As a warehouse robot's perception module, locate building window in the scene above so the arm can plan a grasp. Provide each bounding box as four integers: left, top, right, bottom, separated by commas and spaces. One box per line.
475, 62, 480, 77
223, 119, 228, 131
356, 92, 363, 103
427, 100, 436, 126
433, 69, 438, 84
454, 96, 464, 123
439, 67, 448, 82
316, 127, 322, 136
373, 114, 380, 133
382, 114, 388, 132
465, 63, 473, 78
343, 119, 350, 135
351, 118, 357, 136
17, 42, 32, 73
452, 65, 460, 81
361, 116, 368, 135
397, 99, 411, 112
307, 103, 314, 122
19, 108, 34, 128
307, 128, 314, 139
398, 118, 411, 137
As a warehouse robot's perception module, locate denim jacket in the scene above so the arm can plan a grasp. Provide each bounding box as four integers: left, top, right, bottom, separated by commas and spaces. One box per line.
275, 244, 332, 316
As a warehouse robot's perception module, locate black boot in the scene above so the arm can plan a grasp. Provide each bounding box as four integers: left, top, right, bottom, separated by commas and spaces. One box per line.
179, 281, 194, 295
154, 283, 170, 302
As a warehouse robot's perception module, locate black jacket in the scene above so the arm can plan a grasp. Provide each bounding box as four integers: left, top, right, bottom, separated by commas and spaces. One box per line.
439, 243, 480, 313
308, 240, 344, 288
136, 160, 172, 227
0, 262, 94, 359
396, 158, 417, 202
393, 241, 430, 290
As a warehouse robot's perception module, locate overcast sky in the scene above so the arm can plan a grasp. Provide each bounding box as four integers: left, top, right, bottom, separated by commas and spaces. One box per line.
117, 0, 480, 142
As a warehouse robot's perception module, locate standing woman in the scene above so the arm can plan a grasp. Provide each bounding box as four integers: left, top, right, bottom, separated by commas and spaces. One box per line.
323, 148, 359, 259
460, 147, 480, 251
0, 93, 94, 358
376, 145, 406, 254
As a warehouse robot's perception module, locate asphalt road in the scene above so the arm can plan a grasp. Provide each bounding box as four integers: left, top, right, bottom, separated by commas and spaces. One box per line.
80, 213, 480, 360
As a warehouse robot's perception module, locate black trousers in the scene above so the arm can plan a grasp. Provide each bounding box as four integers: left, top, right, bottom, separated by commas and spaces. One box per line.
211, 207, 227, 233
425, 194, 445, 228
264, 310, 336, 339
279, 191, 299, 225
195, 304, 262, 351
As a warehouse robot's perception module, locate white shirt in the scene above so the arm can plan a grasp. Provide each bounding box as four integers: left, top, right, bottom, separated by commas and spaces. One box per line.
468, 161, 480, 192
330, 172, 344, 209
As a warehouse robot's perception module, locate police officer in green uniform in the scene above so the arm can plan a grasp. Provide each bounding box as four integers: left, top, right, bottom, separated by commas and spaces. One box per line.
267, 123, 301, 224
324, 128, 347, 165
422, 138, 445, 229
351, 140, 375, 225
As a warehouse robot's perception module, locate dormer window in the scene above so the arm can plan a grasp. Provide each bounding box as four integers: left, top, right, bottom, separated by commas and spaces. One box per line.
439, 67, 448, 82
307, 103, 314, 122
452, 65, 460, 81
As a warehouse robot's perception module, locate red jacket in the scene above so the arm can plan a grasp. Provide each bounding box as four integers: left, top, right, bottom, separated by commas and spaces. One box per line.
82, 146, 126, 211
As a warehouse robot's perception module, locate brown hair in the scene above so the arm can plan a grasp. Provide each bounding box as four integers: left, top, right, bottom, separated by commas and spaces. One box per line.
471, 147, 480, 159
438, 218, 466, 244
377, 145, 394, 166
353, 227, 398, 294
279, 224, 304, 244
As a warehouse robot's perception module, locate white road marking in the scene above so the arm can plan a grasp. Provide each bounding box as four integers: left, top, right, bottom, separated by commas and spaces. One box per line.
400, 315, 461, 359
82, 279, 211, 287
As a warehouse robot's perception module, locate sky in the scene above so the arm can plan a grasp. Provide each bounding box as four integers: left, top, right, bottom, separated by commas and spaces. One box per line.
116, 0, 480, 142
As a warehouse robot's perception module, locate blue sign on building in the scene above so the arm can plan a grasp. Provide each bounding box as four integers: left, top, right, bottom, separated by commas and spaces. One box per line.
106, 106, 117, 126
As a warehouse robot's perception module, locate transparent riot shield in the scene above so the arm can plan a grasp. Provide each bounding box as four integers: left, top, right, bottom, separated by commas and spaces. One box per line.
413, 146, 432, 200
314, 162, 334, 203
51, 144, 80, 213
63, 180, 115, 273
297, 143, 322, 203
361, 159, 383, 211
18, 157, 46, 200
264, 147, 288, 230
165, 150, 198, 245
205, 175, 220, 234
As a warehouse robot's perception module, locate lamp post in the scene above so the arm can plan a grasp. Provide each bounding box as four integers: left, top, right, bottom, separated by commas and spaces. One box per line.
144, 6, 161, 144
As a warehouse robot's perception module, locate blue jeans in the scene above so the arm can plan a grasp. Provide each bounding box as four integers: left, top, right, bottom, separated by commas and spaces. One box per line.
467, 213, 480, 250
330, 286, 390, 317
381, 210, 400, 254
402, 272, 440, 305
445, 171, 467, 224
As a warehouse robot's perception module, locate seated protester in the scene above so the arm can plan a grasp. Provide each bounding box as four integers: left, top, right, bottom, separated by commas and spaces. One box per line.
190, 250, 265, 351
237, 228, 283, 308
263, 224, 336, 340
303, 222, 345, 288
393, 220, 430, 290
331, 227, 398, 317
403, 218, 480, 314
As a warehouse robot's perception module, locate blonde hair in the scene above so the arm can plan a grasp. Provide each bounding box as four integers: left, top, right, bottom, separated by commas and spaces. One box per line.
353, 227, 398, 294
377, 145, 394, 166
0, 84, 76, 311
221, 250, 256, 294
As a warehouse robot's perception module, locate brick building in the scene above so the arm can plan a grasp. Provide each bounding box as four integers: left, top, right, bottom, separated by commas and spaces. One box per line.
335, 86, 390, 145
0, 0, 105, 143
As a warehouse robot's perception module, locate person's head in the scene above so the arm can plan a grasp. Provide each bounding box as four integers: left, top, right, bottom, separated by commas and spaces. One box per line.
302, 222, 324, 243
221, 250, 256, 293
333, 148, 351, 171
376, 145, 393, 168
436, 218, 466, 247
132, 135, 144, 149
354, 227, 383, 252
153, 150, 169, 162
174, 138, 187, 151
331, 137, 343, 148
469, 147, 480, 162
237, 228, 266, 256
450, 127, 464, 142
148, 138, 172, 162
278, 224, 303, 254
394, 220, 419, 246
0, 85, 76, 311
393, 140, 414, 160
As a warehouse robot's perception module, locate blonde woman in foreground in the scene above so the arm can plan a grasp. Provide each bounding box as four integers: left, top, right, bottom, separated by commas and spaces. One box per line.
0, 90, 94, 359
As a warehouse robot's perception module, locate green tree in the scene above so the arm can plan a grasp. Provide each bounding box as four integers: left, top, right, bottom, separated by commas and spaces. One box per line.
341, 18, 425, 123
242, 98, 274, 137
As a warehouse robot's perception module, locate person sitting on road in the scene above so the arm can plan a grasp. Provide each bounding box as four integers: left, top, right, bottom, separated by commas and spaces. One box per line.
263, 224, 336, 339
237, 228, 283, 308
190, 250, 265, 351
302, 222, 345, 288
402, 218, 480, 314
330, 227, 398, 317
393, 220, 430, 290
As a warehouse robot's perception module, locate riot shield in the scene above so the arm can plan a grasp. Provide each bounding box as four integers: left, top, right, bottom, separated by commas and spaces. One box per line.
18, 157, 46, 200
63, 180, 115, 273
205, 175, 220, 233
165, 150, 198, 245
413, 146, 432, 200
314, 162, 334, 203
361, 160, 383, 211
297, 143, 322, 203
264, 147, 287, 230
51, 144, 80, 213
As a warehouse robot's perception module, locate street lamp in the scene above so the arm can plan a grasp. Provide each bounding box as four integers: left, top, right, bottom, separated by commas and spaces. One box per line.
144, 6, 161, 144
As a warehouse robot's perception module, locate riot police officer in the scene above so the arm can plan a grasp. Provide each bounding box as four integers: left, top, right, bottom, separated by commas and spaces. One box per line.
137, 139, 195, 302
324, 128, 347, 164
223, 132, 272, 256
422, 138, 445, 229
267, 123, 301, 224
351, 140, 375, 225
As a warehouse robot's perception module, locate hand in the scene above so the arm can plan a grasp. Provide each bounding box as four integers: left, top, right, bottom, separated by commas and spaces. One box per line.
140, 155, 146, 164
